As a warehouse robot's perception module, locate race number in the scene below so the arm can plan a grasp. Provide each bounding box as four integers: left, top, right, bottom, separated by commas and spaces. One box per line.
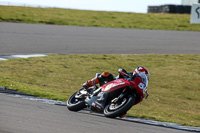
138, 83, 146, 94
138, 83, 145, 89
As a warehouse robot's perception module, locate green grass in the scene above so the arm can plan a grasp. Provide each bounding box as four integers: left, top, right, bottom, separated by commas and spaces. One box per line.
0, 54, 199, 127
0, 5, 200, 31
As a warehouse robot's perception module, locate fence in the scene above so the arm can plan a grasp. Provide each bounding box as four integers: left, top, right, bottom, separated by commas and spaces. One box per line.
148, 5, 191, 14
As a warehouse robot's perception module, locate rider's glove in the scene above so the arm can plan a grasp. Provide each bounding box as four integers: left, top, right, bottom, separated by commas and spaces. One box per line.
118, 68, 127, 76
82, 85, 88, 89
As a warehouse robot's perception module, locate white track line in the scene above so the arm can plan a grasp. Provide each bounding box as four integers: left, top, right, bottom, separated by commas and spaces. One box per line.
0, 58, 7, 61
11, 54, 47, 58
0, 54, 47, 61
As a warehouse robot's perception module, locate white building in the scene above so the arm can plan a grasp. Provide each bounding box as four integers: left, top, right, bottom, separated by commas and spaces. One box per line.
182, 0, 200, 5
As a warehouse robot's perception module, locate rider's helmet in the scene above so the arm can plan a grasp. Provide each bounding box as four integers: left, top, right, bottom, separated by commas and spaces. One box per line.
133, 66, 150, 89
133, 66, 150, 80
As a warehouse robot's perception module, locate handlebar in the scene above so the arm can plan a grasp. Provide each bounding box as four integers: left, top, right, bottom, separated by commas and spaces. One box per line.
118, 68, 131, 78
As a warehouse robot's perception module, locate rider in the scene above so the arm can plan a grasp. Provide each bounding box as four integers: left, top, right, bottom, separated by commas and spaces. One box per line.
83, 66, 150, 90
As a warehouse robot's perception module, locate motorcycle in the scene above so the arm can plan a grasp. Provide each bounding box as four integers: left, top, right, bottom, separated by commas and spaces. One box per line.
66, 72, 149, 118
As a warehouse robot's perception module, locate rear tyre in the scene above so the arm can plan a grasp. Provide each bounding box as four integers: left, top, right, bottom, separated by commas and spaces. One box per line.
67, 89, 86, 111
104, 94, 135, 118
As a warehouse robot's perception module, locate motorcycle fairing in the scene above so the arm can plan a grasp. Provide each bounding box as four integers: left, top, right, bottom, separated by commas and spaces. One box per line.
101, 79, 130, 92
129, 74, 146, 97
101, 77, 145, 105
85, 92, 109, 112
85, 77, 146, 112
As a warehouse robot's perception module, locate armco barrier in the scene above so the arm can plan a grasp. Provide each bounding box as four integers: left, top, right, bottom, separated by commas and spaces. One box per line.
148, 5, 191, 14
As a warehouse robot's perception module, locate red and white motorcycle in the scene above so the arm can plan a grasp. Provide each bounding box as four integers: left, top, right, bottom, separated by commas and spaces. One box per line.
67, 71, 149, 118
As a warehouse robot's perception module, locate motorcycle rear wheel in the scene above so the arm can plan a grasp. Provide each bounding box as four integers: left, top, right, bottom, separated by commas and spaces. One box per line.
66, 89, 86, 111
104, 94, 135, 118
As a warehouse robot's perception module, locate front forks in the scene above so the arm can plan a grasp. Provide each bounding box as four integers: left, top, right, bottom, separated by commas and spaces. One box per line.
112, 88, 128, 104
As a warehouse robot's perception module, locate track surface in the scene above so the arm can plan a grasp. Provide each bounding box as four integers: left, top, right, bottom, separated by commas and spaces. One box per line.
0, 94, 191, 133
0, 22, 200, 55
0, 22, 199, 133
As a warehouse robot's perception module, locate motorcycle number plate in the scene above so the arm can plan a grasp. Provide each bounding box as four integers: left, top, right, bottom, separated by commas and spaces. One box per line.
138, 82, 146, 94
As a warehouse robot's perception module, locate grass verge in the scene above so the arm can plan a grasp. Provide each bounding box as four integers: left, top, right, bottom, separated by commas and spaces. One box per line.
0, 54, 199, 127
0, 5, 200, 31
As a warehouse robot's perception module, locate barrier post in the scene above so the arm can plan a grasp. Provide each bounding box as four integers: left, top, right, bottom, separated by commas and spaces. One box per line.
190, 4, 200, 23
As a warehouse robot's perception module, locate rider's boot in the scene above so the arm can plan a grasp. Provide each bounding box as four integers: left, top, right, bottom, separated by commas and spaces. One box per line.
119, 114, 127, 118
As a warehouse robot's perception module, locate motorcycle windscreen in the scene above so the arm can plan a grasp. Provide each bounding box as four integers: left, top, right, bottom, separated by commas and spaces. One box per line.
101, 79, 130, 92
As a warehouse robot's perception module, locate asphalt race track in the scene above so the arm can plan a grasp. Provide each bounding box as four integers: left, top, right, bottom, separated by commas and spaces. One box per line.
0, 22, 200, 55
0, 22, 200, 133
0, 94, 191, 133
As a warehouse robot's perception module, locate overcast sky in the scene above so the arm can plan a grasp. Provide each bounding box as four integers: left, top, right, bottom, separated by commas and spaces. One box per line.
0, 0, 182, 13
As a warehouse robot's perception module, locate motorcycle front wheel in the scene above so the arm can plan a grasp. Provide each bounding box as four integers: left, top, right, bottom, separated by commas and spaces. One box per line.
66, 88, 86, 111
104, 94, 135, 118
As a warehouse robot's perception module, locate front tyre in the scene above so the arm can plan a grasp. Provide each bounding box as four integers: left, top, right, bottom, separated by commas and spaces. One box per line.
104, 94, 135, 118
67, 89, 86, 111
